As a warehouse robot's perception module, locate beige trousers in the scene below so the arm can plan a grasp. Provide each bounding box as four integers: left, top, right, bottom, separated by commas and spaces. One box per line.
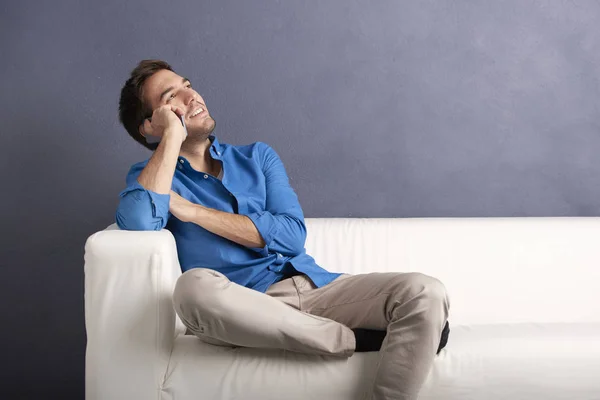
173, 269, 449, 400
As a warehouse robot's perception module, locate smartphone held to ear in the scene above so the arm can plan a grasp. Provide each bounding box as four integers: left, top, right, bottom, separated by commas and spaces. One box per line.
145, 114, 188, 144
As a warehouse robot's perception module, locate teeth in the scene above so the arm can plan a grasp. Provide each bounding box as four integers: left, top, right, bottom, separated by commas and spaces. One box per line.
191, 108, 204, 117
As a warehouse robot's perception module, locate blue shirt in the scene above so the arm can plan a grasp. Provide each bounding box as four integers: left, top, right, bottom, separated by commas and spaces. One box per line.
115, 136, 341, 293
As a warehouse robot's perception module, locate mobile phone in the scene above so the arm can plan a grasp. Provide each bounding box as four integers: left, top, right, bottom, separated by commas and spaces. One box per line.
145, 114, 188, 144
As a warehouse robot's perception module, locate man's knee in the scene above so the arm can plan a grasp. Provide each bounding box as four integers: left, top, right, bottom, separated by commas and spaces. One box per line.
173, 268, 230, 313
397, 272, 449, 307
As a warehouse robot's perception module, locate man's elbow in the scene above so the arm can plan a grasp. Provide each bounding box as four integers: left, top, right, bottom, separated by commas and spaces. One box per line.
287, 217, 307, 254
116, 190, 168, 231
115, 210, 165, 231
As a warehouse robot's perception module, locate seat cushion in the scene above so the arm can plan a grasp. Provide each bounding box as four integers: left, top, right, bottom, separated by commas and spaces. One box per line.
421, 323, 600, 399
161, 323, 600, 400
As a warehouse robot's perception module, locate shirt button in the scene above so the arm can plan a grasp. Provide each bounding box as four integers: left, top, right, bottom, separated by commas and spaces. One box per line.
216, 151, 221, 155
179, 159, 184, 164
277, 253, 282, 258
203, 174, 209, 179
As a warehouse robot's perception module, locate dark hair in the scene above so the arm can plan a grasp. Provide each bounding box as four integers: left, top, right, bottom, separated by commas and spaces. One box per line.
118, 59, 174, 151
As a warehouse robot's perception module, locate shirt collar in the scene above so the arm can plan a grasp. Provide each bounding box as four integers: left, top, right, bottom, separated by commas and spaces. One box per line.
177, 135, 223, 166
209, 135, 222, 159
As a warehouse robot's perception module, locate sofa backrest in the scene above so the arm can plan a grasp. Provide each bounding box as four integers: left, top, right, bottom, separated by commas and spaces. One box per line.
304, 217, 600, 325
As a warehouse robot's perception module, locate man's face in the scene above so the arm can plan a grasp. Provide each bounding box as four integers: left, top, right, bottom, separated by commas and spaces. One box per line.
142, 69, 216, 139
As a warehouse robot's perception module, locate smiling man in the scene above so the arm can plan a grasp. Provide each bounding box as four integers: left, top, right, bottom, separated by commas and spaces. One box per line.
116, 59, 450, 400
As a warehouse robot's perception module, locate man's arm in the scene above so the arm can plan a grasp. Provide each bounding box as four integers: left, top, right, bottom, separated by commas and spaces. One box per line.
241, 143, 307, 256
168, 143, 306, 255
115, 106, 185, 231
169, 192, 265, 248
136, 106, 186, 194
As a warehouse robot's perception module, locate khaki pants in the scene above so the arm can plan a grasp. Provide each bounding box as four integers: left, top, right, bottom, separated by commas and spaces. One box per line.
173, 269, 449, 400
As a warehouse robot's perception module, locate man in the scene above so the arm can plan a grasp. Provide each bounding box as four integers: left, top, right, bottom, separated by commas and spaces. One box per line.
116, 59, 450, 400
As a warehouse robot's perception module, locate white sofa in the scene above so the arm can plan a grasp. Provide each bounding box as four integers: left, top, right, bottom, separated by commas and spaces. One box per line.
84, 218, 600, 400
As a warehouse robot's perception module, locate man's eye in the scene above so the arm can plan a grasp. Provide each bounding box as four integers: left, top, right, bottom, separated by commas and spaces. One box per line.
166, 93, 176, 102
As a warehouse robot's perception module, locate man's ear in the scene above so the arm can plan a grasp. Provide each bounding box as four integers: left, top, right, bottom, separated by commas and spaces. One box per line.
139, 118, 150, 137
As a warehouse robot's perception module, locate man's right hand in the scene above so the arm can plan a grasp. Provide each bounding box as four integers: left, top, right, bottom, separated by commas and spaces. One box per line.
141, 105, 186, 144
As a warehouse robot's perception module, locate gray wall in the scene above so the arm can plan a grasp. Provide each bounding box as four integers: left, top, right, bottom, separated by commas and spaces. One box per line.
2, 0, 600, 397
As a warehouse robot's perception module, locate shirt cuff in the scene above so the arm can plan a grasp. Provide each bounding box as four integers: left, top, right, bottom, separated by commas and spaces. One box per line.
119, 181, 171, 219
245, 211, 278, 252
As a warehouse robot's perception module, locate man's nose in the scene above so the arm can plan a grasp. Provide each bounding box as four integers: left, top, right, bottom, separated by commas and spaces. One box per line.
184, 93, 195, 106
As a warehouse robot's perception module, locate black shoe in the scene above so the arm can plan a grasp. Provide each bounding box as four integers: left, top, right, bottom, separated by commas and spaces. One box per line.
352, 328, 387, 352
437, 321, 450, 354
352, 320, 450, 354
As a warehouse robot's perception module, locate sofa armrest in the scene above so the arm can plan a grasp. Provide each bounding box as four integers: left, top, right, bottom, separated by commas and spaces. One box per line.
84, 224, 185, 400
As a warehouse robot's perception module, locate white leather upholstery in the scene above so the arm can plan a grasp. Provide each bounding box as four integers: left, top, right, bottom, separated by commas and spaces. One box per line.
84, 227, 186, 400
84, 218, 600, 400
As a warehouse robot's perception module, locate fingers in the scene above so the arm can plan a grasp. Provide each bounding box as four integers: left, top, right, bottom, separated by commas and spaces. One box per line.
150, 104, 182, 117
171, 106, 184, 118
142, 106, 184, 139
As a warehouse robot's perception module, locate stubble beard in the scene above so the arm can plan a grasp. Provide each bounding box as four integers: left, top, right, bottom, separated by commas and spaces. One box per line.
182, 117, 217, 147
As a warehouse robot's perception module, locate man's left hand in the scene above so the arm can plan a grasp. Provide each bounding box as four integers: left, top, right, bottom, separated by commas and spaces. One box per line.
169, 191, 199, 222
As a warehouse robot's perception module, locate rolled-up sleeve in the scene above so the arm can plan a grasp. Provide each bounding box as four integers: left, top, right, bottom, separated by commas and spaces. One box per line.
115, 164, 171, 231
244, 143, 307, 256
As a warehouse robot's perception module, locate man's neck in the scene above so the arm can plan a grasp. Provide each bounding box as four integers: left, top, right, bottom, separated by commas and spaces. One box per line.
179, 136, 220, 176
180, 135, 211, 159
